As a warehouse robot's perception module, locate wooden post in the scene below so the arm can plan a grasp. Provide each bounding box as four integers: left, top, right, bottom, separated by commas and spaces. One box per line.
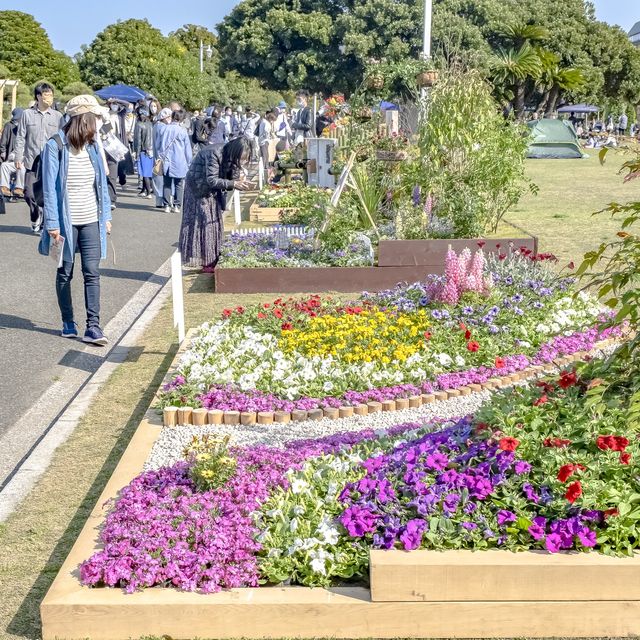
385, 110, 399, 135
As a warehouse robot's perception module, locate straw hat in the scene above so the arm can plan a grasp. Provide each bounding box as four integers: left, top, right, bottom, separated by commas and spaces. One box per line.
65, 94, 103, 118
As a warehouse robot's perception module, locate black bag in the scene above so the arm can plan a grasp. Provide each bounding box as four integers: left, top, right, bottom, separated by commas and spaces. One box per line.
33, 133, 63, 208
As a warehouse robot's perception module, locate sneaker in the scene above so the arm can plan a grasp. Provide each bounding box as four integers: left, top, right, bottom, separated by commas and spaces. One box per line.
146, 194, 153, 199
163, 206, 171, 213
82, 326, 108, 346
1, 186, 10, 197
172, 206, 181, 214
31, 222, 42, 234
61, 321, 79, 338
110, 203, 116, 210
13, 188, 24, 198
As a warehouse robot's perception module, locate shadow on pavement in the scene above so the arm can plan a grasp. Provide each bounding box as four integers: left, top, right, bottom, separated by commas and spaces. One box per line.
0, 224, 37, 237
0, 314, 60, 336
7, 343, 179, 639
57, 349, 105, 373
100, 268, 169, 285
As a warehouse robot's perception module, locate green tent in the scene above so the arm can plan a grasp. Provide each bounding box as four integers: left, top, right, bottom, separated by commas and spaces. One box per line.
526, 119, 584, 159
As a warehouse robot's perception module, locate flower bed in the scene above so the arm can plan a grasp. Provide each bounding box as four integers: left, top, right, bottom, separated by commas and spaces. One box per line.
80, 353, 637, 596
164, 249, 614, 419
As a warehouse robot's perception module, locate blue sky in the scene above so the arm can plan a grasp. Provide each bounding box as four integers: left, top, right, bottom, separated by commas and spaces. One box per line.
0, 0, 637, 56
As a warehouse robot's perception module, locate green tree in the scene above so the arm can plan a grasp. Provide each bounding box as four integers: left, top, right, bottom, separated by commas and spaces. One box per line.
170, 24, 220, 68
77, 19, 210, 109
0, 11, 79, 88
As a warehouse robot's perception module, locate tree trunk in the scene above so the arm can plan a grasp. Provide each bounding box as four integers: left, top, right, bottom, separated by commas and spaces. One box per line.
545, 85, 560, 117
514, 82, 526, 120
537, 88, 551, 115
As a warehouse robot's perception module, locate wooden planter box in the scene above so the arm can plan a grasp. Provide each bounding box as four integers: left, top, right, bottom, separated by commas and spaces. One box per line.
41, 332, 640, 640
215, 237, 537, 293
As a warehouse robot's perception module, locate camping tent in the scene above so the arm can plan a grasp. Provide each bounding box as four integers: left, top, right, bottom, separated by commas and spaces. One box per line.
95, 84, 147, 103
526, 119, 584, 159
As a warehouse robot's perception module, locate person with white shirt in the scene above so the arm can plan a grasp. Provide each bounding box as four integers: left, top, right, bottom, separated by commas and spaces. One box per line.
274, 101, 292, 151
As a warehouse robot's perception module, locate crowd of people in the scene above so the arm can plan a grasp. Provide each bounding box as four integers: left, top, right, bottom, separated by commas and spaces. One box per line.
0, 82, 320, 346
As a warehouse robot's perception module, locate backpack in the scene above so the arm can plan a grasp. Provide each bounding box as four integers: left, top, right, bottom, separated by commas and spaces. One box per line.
33, 133, 63, 208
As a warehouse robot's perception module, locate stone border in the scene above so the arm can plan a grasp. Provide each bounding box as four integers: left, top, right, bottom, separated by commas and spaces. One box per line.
161, 339, 618, 428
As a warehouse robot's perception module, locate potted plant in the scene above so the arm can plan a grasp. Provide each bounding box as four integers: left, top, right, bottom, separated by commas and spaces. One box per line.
416, 69, 439, 88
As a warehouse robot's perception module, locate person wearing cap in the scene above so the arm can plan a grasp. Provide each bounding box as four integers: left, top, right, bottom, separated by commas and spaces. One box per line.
39, 94, 112, 346
14, 82, 64, 232
0, 107, 26, 199
152, 107, 173, 208
274, 101, 292, 152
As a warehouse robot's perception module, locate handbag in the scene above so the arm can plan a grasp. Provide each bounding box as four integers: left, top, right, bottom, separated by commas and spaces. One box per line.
153, 135, 179, 176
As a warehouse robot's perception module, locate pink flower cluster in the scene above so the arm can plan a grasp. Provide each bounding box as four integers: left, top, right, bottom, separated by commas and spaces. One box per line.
434, 247, 490, 305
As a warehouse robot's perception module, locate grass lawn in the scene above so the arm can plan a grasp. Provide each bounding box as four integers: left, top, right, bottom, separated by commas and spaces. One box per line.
0, 153, 638, 640
497, 152, 640, 265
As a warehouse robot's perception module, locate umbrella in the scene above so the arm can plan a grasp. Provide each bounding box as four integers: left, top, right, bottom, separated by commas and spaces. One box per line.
557, 104, 600, 114
380, 101, 398, 111
95, 84, 148, 104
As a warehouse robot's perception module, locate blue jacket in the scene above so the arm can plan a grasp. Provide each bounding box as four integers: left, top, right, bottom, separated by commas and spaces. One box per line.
38, 130, 112, 262
155, 123, 193, 178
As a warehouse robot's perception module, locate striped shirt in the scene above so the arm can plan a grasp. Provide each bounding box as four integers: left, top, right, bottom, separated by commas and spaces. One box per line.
67, 146, 98, 225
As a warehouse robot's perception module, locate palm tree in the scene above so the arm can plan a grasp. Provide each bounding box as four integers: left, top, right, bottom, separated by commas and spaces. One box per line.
499, 23, 549, 49
491, 43, 543, 118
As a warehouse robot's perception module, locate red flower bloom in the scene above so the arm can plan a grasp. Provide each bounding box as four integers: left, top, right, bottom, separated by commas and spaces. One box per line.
281, 322, 293, 331
533, 395, 548, 406
257, 312, 266, 319
604, 508, 619, 519
495, 357, 506, 369
498, 437, 520, 452
235, 306, 245, 314
273, 309, 283, 319
559, 370, 578, 389
424, 331, 432, 340
467, 341, 480, 352
567, 261, 575, 270
464, 329, 472, 340
475, 422, 490, 432
459, 322, 467, 331
565, 481, 582, 504
543, 438, 571, 448
557, 464, 576, 483
222, 309, 232, 318
620, 452, 632, 465
498, 253, 507, 261
263, 303, 271, 309
615, 437, 630, 451
477, 241, 486, 248
597, 435, 630, 452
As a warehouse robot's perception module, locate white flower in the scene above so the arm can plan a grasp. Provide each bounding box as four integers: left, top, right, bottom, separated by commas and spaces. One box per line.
291, 478, 309, 495
292, 505, 305, 516
454, 355, 466, 367
437, 353, 453, 366
289, 517, 299, 532
323, 381, 334, 392
310, 557, 327, 575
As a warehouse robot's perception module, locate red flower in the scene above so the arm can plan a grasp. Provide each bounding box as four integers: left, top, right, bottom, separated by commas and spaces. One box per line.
273, 309, 283, 319
467, 341, 480, 352
281, 322, 293, 331
477, 241, 486, 248
464, 329, 472, 340
424, 331, 432, 340
459, 322, 467, 331
495, 357, 505, 369
498, 253, 507, 261
222, 309, 232, 318
604, 508, 619, 519
557, 464, 576, 483
476, 422, 490, 432
597, 435, 630, 452
567, 262, 575, 270
620, 452, 632, 465
257, 312, 266, 319
543, 438, 571, 448
498, 437, 520, 452
263, 303, 271, 309
558, 370, 578, 389
235, 306, 245, 314
615, 437, 630, 452
565, 481, 582, 504
533, 395, 548, 406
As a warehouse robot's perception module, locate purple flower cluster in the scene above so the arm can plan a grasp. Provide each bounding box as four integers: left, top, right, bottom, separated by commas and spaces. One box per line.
79, 422, 422, 593
338, 418, 600, 554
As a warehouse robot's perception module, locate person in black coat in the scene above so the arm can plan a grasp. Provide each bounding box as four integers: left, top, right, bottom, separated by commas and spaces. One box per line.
0, 108, 26, 198
178, 138, 253, 271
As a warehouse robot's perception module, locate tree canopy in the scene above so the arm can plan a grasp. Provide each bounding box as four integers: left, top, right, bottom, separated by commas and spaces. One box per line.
0, 11, 79, 89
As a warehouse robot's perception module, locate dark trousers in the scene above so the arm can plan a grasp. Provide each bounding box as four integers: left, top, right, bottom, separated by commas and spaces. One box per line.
106, 159, 118, 204
24, 168, 41, 223
56, 222, 101, 329
140, 176, 153, 194
163, 176, 184, 208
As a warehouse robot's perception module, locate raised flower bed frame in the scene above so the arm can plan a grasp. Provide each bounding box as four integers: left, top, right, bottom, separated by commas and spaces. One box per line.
214, 237, 538, 294
40, 331, 640, 640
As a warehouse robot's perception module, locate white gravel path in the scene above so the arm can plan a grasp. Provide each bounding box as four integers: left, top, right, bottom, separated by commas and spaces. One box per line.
145, 390, 492, 470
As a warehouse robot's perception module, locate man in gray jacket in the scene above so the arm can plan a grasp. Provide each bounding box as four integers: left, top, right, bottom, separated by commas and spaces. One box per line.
14, 82, 63, 233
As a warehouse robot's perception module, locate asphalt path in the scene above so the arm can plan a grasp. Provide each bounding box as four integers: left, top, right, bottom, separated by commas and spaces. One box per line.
0, 186, 182, 482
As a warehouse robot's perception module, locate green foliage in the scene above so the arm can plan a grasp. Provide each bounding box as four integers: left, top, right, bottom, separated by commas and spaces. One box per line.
0, 11, 79, 88
77, 19, 212, 109
413, 67, 530, 238
183, 435, 237, 492
59, 81, 94, 106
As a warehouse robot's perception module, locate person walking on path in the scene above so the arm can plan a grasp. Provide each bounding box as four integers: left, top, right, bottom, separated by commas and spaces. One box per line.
153, 107, 173, 209
0, 107, 26, 199
258, 110, 277, 183
133, 107, 154, 198
179, 137, 253, 271
14, 82, 63, 233
274, 101, 291, 152
291, 90, 313, 146
156, 109, 193, 213
39, 95, 112, 346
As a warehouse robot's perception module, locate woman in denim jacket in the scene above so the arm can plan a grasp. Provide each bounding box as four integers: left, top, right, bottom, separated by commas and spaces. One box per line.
39, 95, 112, 346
